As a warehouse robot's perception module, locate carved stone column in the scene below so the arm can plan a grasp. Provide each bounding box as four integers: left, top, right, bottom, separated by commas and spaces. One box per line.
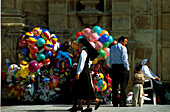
1, 0, 25, 102
48, 0, 69, 43
76, 0, 103, 27
127, 41, 137, 93
1, 0, 25, 71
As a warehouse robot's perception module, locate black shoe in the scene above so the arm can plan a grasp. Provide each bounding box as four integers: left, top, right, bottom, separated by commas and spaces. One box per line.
68, 107, 77, 112
120, 104, 127, 107
120, 102, 126, 107
95, 101, 101, 110
113, 105, 118, 107
113, 103, 118, 107
77, 106, 83, 111
81, 108, 92, 112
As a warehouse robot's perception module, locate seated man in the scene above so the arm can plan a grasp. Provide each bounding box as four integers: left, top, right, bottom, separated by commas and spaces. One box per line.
141, 59, 166, 104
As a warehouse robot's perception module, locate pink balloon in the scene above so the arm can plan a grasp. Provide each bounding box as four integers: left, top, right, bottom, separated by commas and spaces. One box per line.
89, 33, 99, 42
83, 28, 92, 37
89, 42, 95, 48
95, 41, 103, 50
104, 48, 110, 57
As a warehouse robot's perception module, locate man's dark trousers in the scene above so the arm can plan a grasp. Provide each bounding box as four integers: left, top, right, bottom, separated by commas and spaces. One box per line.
111, 64, 129, 107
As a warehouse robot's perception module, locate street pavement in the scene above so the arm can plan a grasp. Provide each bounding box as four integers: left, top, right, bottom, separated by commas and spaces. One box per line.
1, 104, 170, 112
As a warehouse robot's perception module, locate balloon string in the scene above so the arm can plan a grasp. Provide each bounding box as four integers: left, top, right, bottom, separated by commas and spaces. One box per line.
98, 64, 106, 77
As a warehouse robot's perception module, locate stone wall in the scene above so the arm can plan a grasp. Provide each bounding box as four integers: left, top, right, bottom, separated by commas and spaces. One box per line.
1, 0, 170, 98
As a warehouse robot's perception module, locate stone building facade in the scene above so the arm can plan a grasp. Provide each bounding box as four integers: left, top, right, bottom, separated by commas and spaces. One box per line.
1, 0, 170, 98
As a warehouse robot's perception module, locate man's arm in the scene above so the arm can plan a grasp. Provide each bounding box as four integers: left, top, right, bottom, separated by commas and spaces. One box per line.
121, 46, 129, 71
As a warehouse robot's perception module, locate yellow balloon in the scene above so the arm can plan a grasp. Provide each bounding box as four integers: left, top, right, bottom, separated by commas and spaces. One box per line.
20, 64, 29, 78
20, 60, 28, 65
18, 53, 24, 60
99, 73, 104, 79
92, 58, 98, 64
101, 81, 107, 91
21, 35, 25, 40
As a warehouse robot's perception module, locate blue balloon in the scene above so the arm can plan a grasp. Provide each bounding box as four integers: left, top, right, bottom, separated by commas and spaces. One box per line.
44, 51, 52, 58
23, 57, 31, 62
108, 35, 113, 44
99, 34, 109, 43
98, 36, 102, 41
37, 38, 45, 47
21, 48, 29, 56
37, 53, 46, 62
101, 28, 104, 31
92, 26, 102, 35
76, 35, 84, 44
34, 35, 40, 40
100, 34, 109, 43
20, 34, 25, 40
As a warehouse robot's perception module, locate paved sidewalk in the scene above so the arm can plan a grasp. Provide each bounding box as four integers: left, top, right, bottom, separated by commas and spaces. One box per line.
1, 104, 170, 112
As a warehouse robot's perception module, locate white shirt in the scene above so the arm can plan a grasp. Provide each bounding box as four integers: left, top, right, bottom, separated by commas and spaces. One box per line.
109, 42, 130, 71
142, 65, 157, 79
77, 47, 91, 75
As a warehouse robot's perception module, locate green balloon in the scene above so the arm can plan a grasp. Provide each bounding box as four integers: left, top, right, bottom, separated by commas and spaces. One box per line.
103, 41, 110, 48
98, 49, 105, 58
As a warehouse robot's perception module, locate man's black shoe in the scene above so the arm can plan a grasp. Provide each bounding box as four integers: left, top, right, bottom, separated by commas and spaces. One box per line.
81, 108, 92, 112
120, 104, 127, 107
113, 104, 118, 107
77, 106, 83, 111
68, 107, 77, 112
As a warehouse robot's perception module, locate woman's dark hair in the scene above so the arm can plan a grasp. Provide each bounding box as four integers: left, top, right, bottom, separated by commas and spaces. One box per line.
118, 36, 128, 42
79, 37, 99, 60
135, 64, 142, 73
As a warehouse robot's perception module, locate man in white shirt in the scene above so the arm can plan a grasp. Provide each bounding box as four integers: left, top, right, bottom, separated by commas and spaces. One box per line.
109, 36, 130, 107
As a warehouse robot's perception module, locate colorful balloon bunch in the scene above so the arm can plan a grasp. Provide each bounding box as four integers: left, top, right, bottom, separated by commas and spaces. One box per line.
72, 26, 117, 63
91, 71, 112, 99
19, 27, 61, 73
6, 27, 62, 101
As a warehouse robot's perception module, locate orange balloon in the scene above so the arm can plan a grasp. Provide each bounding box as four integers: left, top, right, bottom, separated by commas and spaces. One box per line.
72, 40, 79, 50
32, 27, 42, 36
100, 30, 109, 36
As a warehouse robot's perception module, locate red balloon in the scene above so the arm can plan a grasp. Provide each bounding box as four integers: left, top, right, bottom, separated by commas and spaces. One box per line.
28, 61, 39, 72
29, 52, 36, 59
29, 45, 38, 53
19, 39, 27, 47
75, 31, 83, 39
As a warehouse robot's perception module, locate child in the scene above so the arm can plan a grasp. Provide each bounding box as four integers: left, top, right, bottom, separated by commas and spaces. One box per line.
132, 64, 145, 107
68, 63, 84, 111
